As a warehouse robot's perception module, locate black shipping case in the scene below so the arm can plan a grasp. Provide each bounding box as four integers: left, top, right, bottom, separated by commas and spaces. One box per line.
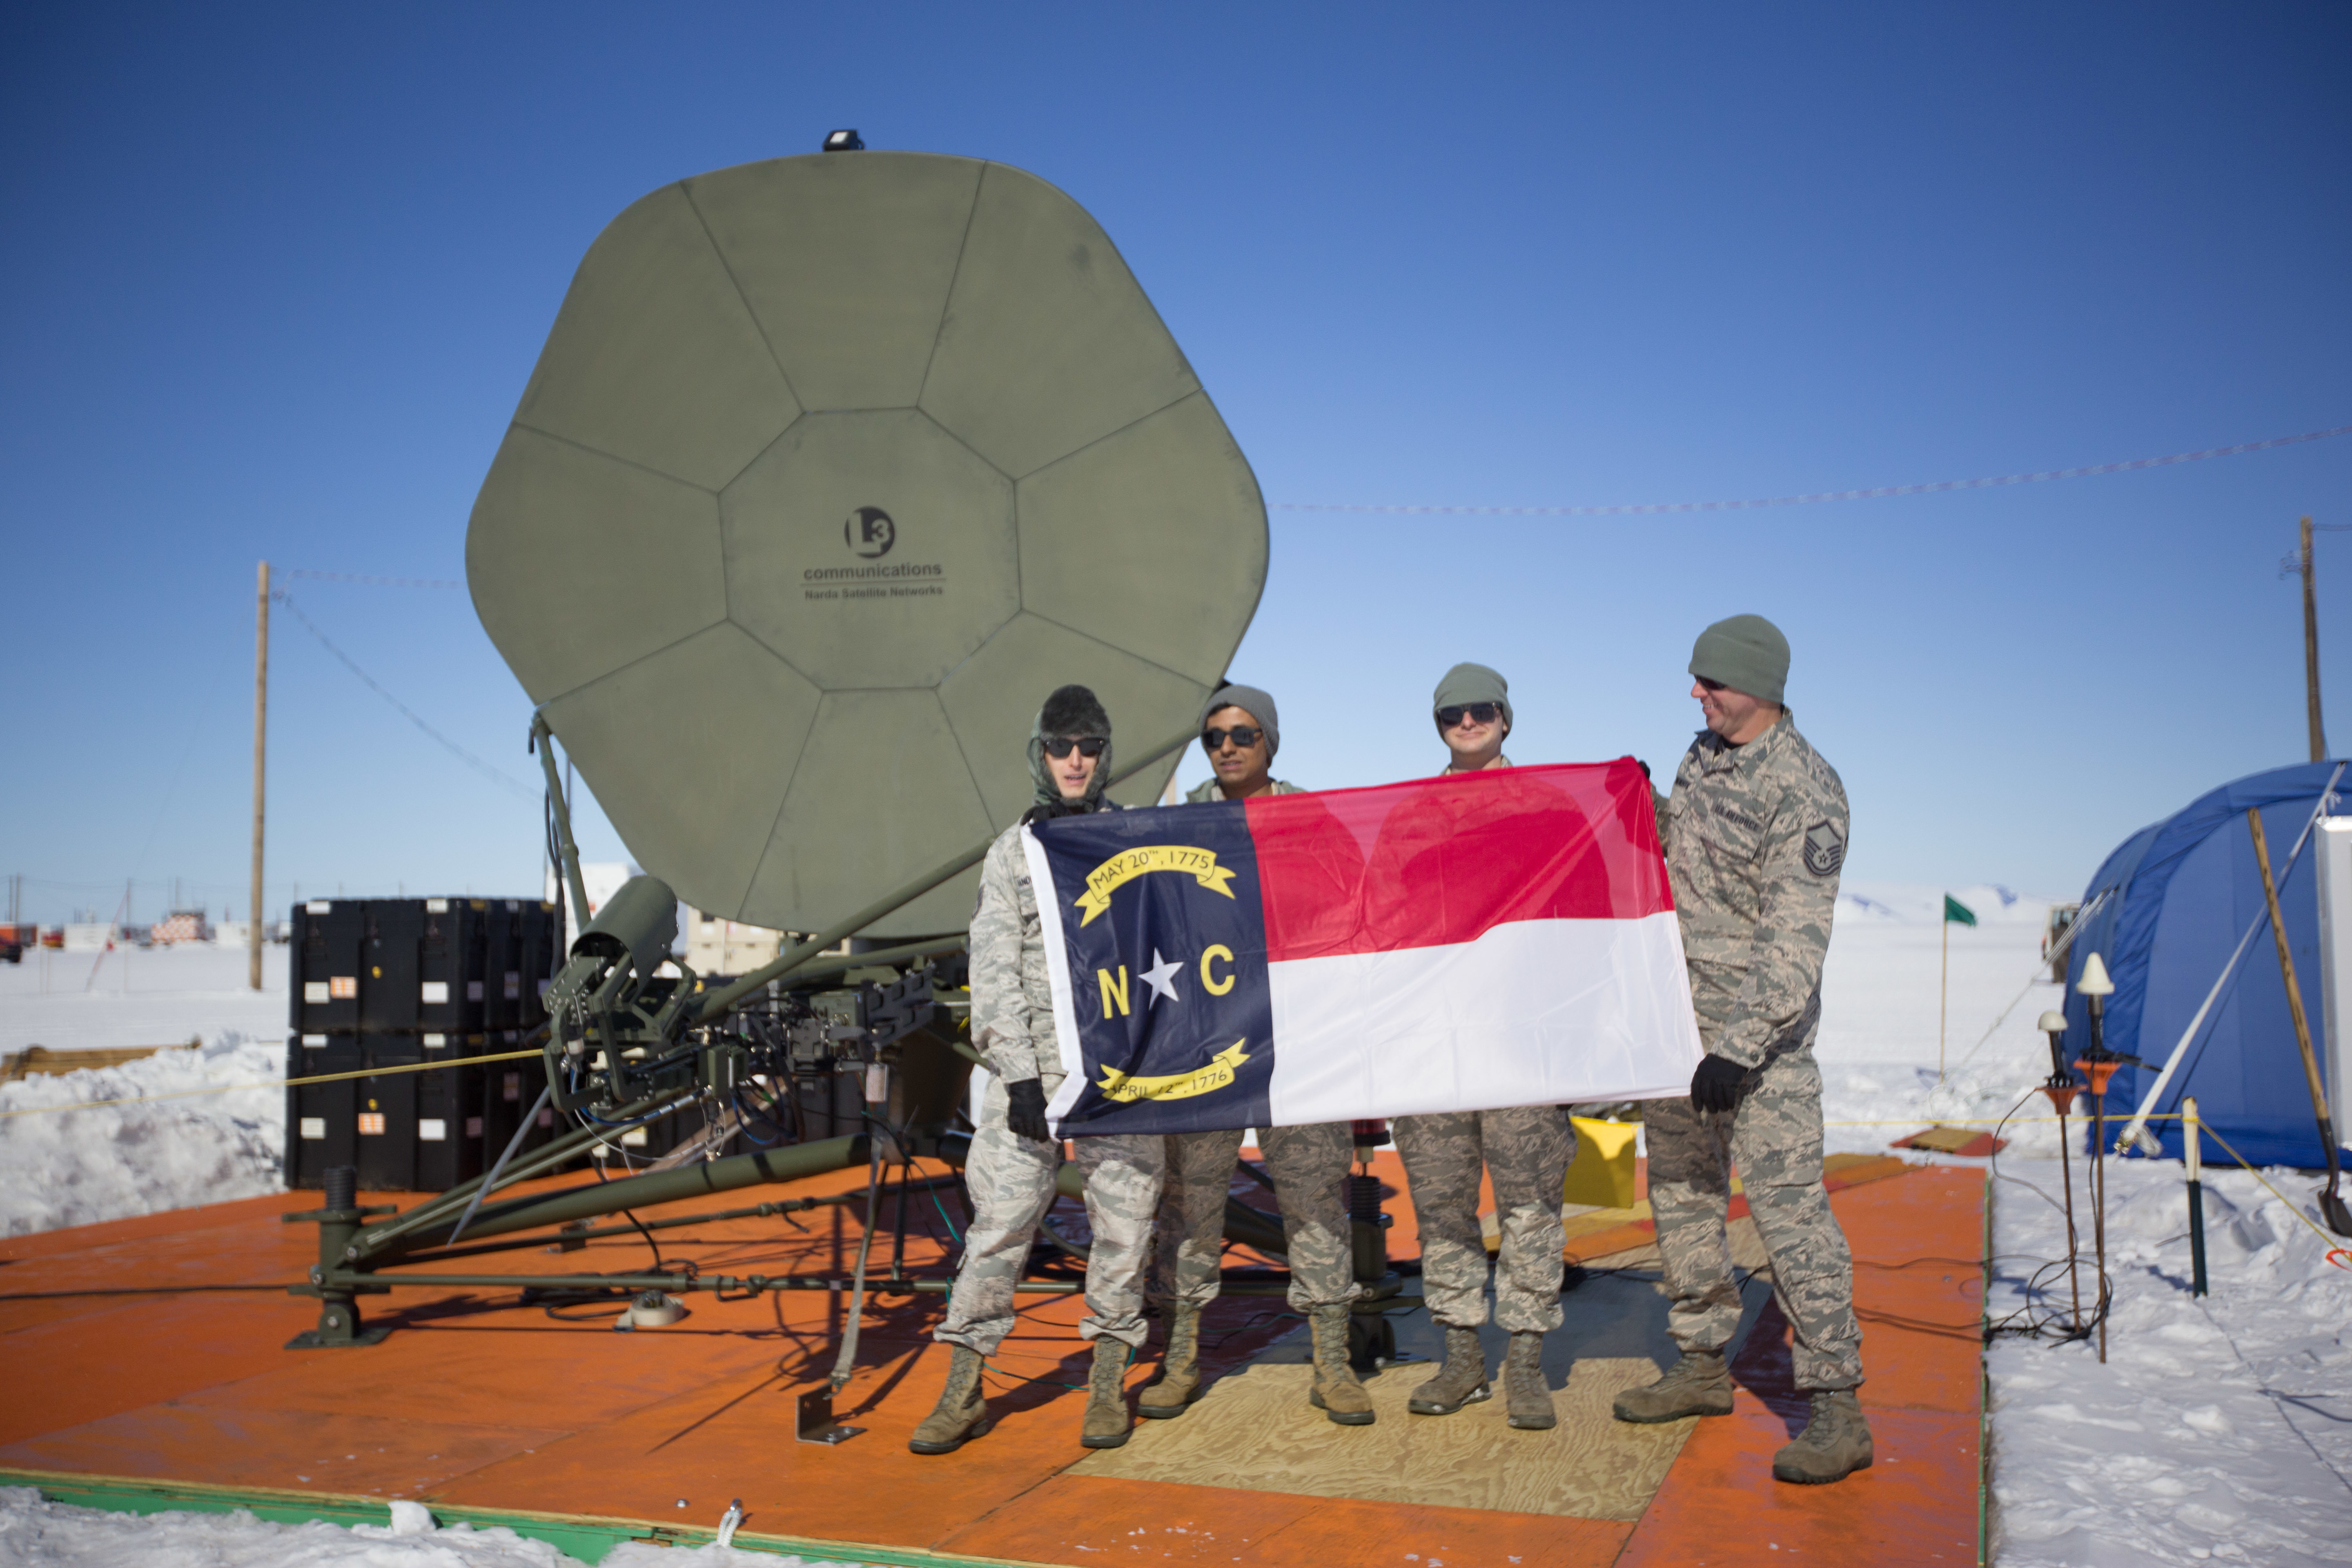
284, 1033, 363, 1189
290, 902, 366, 1034
354, 1034, 423, 1190
483, 901, 524, 1030
418, 899, 490, 1034
516, 900, 560, 1030
416, 1031, 485, 1191
357, 902, 424, 1033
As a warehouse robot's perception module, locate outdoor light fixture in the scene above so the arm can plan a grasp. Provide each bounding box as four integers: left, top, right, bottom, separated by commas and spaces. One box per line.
822, 129, 865, 151
2037, 1008, 2071, 1085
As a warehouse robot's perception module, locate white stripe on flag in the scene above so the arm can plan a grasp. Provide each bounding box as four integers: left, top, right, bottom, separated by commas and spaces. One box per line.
1022, 825, 1092, 1128
1263, 912, 1705, 1125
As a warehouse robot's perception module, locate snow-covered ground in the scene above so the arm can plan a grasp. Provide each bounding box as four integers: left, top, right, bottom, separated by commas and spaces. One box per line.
0, 943, 289, 1236
7, 883, 2350, 1564
0, 1489, 847, 1566
1986, 1159, 2352, 1565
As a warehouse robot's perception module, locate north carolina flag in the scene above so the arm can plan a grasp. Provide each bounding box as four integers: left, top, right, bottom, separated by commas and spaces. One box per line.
1025, 760, 1706, 1136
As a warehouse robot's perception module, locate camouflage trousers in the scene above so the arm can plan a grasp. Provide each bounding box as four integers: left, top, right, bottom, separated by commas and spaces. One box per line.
1154, 1123, 1362, 1313
935, 1072, 1165, 1354
1645, 1048, 1863, 1391
1394, 1105, 1572, 1334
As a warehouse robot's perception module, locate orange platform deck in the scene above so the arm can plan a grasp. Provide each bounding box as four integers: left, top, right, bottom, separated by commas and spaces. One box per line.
0, 1151, 1986, 1566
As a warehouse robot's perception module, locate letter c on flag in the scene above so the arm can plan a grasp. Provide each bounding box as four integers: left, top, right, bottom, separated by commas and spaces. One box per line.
1200, 944, 1235, 997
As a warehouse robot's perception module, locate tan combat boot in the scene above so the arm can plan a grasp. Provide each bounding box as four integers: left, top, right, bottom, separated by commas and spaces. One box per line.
1138, 1302, 1204, 1420
1079, 1338, 1134, 1449
1305, 1305, 1376, 1425
907, 1344, 991, 1454
1408, 1325, 1491, 1415
1773, 1389, 1874, 1483
1502, 1332, 1555, 1430
1611, 1350, 1734, 1423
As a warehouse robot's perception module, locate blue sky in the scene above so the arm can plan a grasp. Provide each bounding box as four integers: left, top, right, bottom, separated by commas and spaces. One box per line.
4, 3, 2348, 926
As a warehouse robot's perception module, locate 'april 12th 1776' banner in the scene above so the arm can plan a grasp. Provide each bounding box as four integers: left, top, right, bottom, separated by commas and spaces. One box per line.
1024, 760, 1705, 1137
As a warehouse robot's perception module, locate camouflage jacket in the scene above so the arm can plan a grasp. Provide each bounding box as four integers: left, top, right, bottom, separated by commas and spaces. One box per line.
1184, 777, 1303, 803
1659, 712, 1847, 1070
969, 824, 1060, 1084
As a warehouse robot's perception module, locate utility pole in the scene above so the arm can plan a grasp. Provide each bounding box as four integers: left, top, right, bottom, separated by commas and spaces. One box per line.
250, 560, 270, 991
2303, 518, 2327, 762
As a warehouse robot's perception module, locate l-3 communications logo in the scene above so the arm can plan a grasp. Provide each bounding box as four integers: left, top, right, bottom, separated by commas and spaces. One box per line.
844, 506, 895, 558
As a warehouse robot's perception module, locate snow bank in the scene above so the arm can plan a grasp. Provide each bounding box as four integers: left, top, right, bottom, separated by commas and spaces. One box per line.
0, 944, 290, 1236
0, 1488, 855, 1566
0, 1030, 285, 1236
1986, 1159, 2352, 1565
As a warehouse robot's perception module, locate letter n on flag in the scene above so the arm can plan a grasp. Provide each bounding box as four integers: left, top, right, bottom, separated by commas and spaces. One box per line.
1024, 759, 1706, 1136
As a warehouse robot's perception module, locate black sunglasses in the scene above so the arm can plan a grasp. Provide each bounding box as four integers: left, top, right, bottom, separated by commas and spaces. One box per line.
1435, 703, 1503, 729
1200, 725, 1264, 751
1042, 736, 1107, 759
1695, 677, 1726, 693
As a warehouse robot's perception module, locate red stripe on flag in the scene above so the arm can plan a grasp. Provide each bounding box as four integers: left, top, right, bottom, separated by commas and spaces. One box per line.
1245, 759, 1673, 962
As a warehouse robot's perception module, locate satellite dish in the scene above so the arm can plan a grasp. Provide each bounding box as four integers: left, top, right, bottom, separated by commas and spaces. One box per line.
467, 151, 1267, 937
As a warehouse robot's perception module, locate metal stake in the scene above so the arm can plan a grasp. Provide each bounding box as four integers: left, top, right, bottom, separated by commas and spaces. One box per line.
2185, 1095, 2208, 1298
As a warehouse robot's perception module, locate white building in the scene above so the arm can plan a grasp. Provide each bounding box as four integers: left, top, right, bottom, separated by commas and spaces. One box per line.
684, 909, 786, 978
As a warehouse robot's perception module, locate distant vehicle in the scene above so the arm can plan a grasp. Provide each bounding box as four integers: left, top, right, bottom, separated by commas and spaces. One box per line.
0, 941, 19, 965
2043, 902, 2081, 984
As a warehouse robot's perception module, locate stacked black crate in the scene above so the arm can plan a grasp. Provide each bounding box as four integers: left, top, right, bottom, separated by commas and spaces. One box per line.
288, 896, 567, 1191
285, 900, 365, 1189
481, 899, 567, 1171
416, 898, 490, 1190
354, 900, 425, 1191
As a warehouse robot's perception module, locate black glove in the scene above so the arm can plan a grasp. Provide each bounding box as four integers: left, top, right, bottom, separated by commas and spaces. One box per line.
1690, 1054, 1749, 1114
1004, 1078, 1054, 1143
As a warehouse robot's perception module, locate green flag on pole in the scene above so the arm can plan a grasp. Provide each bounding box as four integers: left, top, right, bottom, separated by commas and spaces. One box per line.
1938, 894, 1975, 1080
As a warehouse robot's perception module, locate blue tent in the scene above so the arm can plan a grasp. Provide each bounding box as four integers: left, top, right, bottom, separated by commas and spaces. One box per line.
2062, 761, 2346, 1169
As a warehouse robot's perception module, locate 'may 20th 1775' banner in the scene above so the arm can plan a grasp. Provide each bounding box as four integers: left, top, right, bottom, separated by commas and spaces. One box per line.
1025, 760, 1704, 1137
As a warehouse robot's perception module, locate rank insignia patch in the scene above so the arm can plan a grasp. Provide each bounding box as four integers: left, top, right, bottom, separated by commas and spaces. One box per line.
1802, 819, 1846, 878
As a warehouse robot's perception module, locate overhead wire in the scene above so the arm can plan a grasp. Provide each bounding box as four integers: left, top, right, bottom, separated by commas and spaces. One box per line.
273, 588, 539, 802
1274, 420, 2352, 518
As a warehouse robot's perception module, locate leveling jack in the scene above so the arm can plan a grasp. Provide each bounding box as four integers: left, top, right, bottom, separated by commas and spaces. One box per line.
285, 1166, 394, 1348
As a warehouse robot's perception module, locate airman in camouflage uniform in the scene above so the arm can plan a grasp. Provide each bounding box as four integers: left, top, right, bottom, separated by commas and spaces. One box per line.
1143, 683, 1372, 1426
912, 685, 1166, 1456
1612, 615, 1872, 1487
1392, 663, 1573, 1432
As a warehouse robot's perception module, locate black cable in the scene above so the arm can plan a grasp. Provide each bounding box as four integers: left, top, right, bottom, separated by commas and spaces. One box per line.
589, 1152, 664, 1271
1982, 1085, 2111, 1346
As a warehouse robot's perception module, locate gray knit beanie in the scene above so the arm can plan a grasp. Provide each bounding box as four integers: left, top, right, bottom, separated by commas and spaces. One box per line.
1688, 615, 1790, 706
1432, 662, 1512, 733
1199, 682, 1280, 757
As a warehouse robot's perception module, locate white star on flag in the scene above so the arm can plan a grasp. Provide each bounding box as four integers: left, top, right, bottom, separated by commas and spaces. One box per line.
1140, 949, 1183, 1006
